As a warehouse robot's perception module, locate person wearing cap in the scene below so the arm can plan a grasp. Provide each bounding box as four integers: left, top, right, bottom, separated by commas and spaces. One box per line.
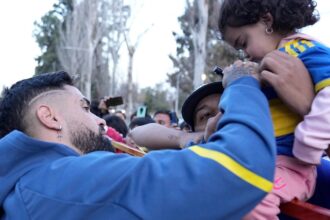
127, 83, 220, 150
129, 51, 314, 150
181, 81, 223, 142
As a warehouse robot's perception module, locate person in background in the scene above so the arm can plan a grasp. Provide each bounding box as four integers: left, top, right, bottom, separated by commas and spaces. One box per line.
103, 114, 129, 138
115, 110, 126, 122
90, 97, 112, 118
179, 121, 191, 132
90, 100, 104, 118
0, 70, 276, 219
129, 81, 222, 150
129, 110, 152, 123
128, 117, 155, 130
169, 111, 179, 128
153, 110, 172, 128
103, 114, 128, 153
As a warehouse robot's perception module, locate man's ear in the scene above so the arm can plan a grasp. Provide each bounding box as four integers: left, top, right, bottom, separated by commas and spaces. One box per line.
260, 12, 274, 29
36, 105, 60, 130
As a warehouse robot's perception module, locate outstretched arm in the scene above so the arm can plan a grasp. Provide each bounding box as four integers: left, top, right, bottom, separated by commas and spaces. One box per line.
128, 123, 204, 149
33, 76, 276, 219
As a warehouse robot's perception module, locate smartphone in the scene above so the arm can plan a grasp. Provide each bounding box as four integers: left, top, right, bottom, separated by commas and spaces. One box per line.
136, 106, 147, 118
105, 96, 123, 107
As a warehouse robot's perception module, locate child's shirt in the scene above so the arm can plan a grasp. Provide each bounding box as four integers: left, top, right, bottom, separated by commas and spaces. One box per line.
271, 33, 330, 164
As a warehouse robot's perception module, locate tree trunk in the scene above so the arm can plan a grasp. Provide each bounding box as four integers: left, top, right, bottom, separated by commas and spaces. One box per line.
192, 0, 209, 89
127, 47, 134, 119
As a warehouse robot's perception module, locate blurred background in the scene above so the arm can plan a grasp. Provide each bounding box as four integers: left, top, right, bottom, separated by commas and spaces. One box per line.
0, 0, 329, 119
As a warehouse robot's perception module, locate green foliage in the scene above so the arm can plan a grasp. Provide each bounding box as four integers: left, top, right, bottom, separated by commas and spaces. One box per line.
139, 84, 172, 113
167, 0, 239, 108
33, 0, 73, 75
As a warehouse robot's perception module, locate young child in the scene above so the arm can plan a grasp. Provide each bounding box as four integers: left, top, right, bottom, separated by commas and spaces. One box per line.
218, 0, 330, 219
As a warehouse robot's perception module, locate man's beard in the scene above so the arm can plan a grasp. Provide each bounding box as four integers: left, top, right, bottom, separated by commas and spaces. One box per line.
70, 125, 114, 154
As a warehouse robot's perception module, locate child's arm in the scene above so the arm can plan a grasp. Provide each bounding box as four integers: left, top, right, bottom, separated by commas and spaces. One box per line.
293, 87, 330, 164
128, 123, 204, 149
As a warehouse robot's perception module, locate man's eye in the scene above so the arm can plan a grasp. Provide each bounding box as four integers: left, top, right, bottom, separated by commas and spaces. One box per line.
83, 106, 90, 111
200, 113, 211, 121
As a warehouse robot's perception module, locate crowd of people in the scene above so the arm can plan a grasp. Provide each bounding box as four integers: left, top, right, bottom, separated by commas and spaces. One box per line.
1, 0, 330, 219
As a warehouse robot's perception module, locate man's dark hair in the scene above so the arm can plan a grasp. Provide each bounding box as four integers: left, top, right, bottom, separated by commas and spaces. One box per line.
129, 117, 155, 130
153, 110, 171, 118
179, 121, 191, 132
130, 110, 152, 122
0, 71, 73, 138
103, 114, 129, 137
218, 0, 319, 35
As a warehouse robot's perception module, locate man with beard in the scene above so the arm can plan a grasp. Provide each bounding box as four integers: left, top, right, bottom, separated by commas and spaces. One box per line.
0, 71, 276, 219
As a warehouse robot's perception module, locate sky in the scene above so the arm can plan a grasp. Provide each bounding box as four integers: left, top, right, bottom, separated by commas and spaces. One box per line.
0, 0, 330, 90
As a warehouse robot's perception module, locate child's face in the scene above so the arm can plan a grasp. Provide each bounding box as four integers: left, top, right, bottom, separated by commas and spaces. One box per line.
223, 21, 279, 62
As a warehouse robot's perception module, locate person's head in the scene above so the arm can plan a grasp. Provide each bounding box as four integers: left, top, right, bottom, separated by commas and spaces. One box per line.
218, 0, 319, 62
181, 82, 223, 132
0, 71, 113, 154
103, 114, 129, 137
130, 110, 152, 123
115, 110, 126, 121
153, 110, 171, 128
179, 121, 191, 132
129, 117, 155, 130
169, 111, 179, 128
90, 100, 103, 118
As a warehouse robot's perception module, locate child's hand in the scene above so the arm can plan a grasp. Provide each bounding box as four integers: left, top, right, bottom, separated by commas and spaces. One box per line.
222, 60, 260, 88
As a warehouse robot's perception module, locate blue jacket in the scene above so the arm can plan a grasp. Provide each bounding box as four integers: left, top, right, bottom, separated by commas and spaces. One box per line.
0, 77, 276, 220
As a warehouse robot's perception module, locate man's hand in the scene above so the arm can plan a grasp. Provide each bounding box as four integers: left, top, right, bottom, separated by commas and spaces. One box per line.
259, 51, 314, 116
204, 112, 222, 141
222, 60, 259, 88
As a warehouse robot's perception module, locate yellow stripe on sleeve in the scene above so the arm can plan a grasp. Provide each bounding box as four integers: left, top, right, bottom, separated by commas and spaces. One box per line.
189, 146, 273, 192
315, 79, 330, 92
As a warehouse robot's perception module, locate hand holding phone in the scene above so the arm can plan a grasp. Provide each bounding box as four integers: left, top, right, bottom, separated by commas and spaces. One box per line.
105, 96, 124, 107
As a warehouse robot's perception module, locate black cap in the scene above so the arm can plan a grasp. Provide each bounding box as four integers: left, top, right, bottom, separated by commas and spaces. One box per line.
181, 81, 223, 131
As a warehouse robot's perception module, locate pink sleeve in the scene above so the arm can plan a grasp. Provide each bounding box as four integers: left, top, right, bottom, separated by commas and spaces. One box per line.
293, 87, 330, 165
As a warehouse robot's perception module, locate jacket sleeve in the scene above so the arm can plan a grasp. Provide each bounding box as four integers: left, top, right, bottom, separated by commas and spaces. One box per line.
35, 77, 276, 220
293, 87, 330, 164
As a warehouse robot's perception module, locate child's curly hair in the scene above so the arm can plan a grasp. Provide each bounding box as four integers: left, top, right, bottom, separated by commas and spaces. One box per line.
218, 0, 319, 35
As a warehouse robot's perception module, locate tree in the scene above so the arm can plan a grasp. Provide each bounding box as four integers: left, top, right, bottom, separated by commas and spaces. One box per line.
57, 0, 104, 99
34, 0, 131, 100
123, 26, 151, 121
190, 0, 209, 89
167, 0, 238, 111
33, 0, 73, 74
106, 2, 131, 96
139, 84, 173, 113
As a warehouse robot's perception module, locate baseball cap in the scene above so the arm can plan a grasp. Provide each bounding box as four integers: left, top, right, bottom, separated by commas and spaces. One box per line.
181, 81, 223, 131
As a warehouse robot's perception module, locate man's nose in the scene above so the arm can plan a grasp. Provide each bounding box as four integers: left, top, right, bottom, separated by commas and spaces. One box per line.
96, 115, 107, 127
